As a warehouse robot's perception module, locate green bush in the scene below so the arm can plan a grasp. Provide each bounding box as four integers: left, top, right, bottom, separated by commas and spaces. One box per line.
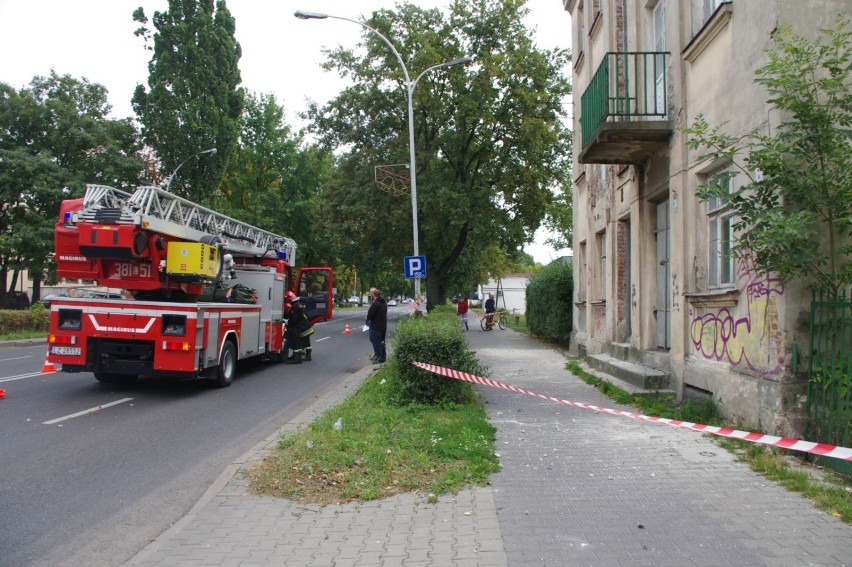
525, 260, 573, 345
29, 302, 50, 331
0, 304, 49, 337
389, 310, 488, 405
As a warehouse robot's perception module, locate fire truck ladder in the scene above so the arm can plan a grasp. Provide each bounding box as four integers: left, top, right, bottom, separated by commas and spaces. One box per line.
75, 184, 297, 263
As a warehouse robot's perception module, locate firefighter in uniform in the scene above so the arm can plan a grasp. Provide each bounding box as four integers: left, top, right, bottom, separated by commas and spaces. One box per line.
284, 292, 313, 363
284, 291, 303, 363
296, 296, 314, 361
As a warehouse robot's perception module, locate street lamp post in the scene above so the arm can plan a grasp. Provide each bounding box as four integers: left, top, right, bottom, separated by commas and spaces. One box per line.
295, 10, 472, 306
162, 148, 218, 192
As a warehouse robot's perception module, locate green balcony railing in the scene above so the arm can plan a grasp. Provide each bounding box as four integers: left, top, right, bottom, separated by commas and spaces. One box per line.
580, 51, 670, 149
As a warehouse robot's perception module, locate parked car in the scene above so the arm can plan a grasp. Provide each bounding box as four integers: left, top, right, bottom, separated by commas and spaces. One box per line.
40, 293, 70, 308
347, 296, 360, 304
77, 289, 124, 300
387, 299, 397, 307
40, 289, 123, 308
6, 291, 30, 310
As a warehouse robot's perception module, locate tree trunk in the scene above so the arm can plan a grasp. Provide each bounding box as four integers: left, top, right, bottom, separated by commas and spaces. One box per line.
32, 278, 42, 302
425, 278, 448, 312
424, 221, 470, 312
1, 265, 10, 295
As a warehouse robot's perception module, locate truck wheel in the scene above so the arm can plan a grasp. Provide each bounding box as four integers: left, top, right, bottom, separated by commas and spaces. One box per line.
208, 340, 236, 388
94, 372, 137, 384
94, 372, 115, 383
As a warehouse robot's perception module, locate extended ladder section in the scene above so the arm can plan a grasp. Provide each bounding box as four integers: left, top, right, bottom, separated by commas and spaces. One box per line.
74, 184, 297, 263
79, 184, 135, 222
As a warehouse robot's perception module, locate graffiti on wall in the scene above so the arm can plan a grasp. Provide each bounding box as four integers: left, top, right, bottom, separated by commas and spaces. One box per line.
689, 253, 786, 375
672, 273, 681, 313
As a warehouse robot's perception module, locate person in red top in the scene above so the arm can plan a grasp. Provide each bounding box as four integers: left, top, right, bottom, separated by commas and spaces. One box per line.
457, 296, 469, 331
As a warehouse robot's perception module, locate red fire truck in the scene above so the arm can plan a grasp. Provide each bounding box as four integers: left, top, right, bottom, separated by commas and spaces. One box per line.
46, 184, 333, 387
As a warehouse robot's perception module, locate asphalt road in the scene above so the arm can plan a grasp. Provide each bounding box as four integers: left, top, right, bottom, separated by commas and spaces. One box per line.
0, 305, 404, 567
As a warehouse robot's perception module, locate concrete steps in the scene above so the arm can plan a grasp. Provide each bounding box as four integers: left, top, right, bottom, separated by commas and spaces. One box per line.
585, 352, 674, 396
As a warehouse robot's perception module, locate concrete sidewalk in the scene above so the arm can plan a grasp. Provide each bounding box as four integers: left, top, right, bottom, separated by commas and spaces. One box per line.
127, 328, 851, 567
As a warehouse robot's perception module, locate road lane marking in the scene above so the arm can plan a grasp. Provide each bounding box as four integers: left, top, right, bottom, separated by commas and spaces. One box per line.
0, 355, 34, 362
1, 372, 47, 383
316, 337, 330, 342
43, 398, 134, 425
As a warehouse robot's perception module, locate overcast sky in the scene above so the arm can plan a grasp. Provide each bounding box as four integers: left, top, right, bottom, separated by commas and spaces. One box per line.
0, 0, 573, 263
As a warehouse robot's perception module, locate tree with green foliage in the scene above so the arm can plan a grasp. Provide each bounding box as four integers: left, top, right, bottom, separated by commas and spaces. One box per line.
132, 0, 242, 203
220, 92, 334, 266
306, 0, 572, 311
0, 72, 143, 305
685, 15, 851, 297
331, 264, 358, 303
356, 260, 413, 301
542, 190, 573, 252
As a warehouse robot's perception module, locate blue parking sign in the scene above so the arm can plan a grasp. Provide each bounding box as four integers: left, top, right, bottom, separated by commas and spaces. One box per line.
404, 256, 426, 279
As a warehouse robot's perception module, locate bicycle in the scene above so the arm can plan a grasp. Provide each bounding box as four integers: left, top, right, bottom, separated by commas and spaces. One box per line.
481, 311, 507, 331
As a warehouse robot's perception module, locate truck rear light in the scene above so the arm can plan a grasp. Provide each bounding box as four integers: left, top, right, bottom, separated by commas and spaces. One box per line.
57, 309, 83, 330
49, 335, 77, 345
162, 314, 187, 336
162, 341, 192, 351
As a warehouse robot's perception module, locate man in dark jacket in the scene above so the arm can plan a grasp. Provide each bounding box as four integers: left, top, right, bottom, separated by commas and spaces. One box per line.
366, 287, 388, 363
484, 293, 496, 330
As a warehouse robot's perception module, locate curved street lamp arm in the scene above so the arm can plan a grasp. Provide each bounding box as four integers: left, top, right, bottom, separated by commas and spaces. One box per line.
411, 57, 474, 92
162, 148, 217, 192
306, 13, 412, 86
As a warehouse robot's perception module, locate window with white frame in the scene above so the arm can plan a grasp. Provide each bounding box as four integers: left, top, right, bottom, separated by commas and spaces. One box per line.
576, 1, 585, 54
703, 0, 725, 21
590, 0, 604, 38
693, 0, 726, 35
706, 172, 734, 288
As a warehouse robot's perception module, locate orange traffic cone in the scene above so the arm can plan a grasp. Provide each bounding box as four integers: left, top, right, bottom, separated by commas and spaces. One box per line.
41, 349, 57, 373
343, 324, 351, 335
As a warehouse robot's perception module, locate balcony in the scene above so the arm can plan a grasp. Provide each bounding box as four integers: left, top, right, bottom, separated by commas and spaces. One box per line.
579, 52, 673, 164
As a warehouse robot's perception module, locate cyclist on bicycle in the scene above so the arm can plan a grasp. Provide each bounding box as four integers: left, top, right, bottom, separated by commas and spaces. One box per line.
484, 293, 496, 331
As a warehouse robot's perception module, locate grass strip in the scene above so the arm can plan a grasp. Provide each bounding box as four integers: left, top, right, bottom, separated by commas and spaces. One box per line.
246, 361, 500, 505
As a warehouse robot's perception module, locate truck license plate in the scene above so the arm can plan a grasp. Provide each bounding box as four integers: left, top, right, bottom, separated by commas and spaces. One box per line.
50, 346, 81, 356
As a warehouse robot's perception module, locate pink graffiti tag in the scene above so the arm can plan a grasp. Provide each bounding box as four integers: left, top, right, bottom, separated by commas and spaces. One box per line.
690, 253, 785, 374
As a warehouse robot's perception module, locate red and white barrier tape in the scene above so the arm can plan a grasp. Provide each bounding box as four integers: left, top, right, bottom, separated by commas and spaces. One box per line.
411, 361, 852, 462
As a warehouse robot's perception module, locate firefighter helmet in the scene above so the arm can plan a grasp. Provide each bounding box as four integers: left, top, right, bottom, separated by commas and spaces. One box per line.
285, 291, 297, 302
